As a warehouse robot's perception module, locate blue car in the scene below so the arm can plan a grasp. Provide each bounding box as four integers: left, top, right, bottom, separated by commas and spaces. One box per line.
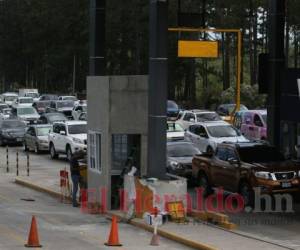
167, 100, 179, 120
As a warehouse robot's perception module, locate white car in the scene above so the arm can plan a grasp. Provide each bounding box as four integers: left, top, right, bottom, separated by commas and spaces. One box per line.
72, 104, 87, 120
184, 121, 248, 153
58, 96, 79, 105
167, 122, 185, 141
48, 121, 87, 160
177, 110, 222, 130
13, 97, 34, 107
1, 92, 18, 106
0, 108, 11, 121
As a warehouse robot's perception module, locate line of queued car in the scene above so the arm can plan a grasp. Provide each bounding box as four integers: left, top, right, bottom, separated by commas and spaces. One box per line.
0, 90, 88, 161
167, 100, 300, 204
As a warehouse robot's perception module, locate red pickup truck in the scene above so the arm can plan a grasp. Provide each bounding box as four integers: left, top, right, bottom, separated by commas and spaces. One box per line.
192, 142, 300, 205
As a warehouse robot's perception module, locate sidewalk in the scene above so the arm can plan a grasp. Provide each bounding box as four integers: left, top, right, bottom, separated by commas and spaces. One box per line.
8, 151, 291, 250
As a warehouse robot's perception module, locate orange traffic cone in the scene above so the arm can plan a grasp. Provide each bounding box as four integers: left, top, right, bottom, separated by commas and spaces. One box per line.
25, 216, 42, 248
105, 216, 122, 246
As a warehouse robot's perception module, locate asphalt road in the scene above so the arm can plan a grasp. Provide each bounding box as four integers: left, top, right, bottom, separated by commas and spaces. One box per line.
0, 146, 194, 250
1, 145, 300, 249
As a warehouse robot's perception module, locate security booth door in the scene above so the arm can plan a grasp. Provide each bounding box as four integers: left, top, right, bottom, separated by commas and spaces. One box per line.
111, 134, 141, 209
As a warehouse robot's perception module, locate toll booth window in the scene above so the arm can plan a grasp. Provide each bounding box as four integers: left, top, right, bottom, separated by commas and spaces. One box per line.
112, 135, 128, 172
88, 131, 101, 173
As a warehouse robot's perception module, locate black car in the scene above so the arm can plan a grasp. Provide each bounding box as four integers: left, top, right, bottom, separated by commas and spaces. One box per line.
38, 112, 68, 124
167, 141, 201, 180
0, 119, 26, 146
32, 101, 51, 114
46, 100, 74, 119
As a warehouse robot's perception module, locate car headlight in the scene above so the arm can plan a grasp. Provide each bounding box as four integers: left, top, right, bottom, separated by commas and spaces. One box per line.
170, 161, 183, 170
255, 171, 274, 180
72, 138, 84, 144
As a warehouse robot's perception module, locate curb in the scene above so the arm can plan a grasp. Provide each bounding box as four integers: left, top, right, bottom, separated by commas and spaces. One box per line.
107, 211, 217, 250
15, 177, 71, 201
15, 177, 218, 250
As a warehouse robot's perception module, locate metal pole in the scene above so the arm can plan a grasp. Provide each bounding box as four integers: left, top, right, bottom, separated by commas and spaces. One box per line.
267, 0, 286, 149
89, 0, 106, 76
6, 146, 8, 173
16, 151, 19, 176
236, 30, 242, 112
148, 0, 168, 179
27, 153, 29, 176
72, 55, 76, 95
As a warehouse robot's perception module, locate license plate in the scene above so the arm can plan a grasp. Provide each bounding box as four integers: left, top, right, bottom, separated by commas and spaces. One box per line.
281, 182, 292, 188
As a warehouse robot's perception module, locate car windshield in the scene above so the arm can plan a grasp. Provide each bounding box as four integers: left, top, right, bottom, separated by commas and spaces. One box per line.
48, 114, 67, 122
262, 114, 267, 124
17, 107, 36, 115
197, 112, 221, 122
26, 93, 39, 98
17, 107, 37, 115
207, 125, 240, 137
1, 120, 25, 129
167, 123, 183, 132
167, 100, 178, 109
19, 98, 33, 103
168, 143, 200, 157
37, 127, 52, 136
36, 101, 50, 108
5, 96, 17, 101
57, 101, 74, 108
68, 124, 87, 134
63, 96, 77, 101
238, 146, 285, 163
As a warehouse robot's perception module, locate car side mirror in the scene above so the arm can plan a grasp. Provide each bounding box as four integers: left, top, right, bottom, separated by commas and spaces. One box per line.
199, 133, 208, 138
228, 158, 239, 165
189, 118, 195, 122
60, 131, 66, 135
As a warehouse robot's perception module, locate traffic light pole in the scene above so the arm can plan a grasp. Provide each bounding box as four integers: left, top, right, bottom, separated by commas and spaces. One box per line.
267, 0, 286, 149
148, 0, 168, 179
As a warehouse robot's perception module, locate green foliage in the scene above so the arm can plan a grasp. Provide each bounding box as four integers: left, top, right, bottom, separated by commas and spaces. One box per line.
220, 84, 267, 109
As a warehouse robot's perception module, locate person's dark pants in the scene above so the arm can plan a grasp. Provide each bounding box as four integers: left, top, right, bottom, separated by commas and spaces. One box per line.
71, 175, 80, 206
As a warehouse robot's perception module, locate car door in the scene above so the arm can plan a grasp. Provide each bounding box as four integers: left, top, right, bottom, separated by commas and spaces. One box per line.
52, 124, 61, 151
253, 114, 264, 140
194, 125, 209, 152
181, 112, 195, 130
25, 127, 33, 149
209, 147, 228, 187
56, 124, 66, 152
217, 148, 240, 192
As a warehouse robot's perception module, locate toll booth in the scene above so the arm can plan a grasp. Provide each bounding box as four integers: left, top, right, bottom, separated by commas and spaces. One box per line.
87, 75, 148, 210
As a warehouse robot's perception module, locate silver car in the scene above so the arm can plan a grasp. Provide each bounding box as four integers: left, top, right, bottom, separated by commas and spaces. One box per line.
24, 124, 52, 153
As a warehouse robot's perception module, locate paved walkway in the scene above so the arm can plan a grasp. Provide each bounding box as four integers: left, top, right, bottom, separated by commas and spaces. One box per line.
1, 146, 296, 250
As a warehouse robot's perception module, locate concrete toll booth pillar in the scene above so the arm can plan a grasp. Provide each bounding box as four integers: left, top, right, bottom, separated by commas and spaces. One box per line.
87, 76, 148, 210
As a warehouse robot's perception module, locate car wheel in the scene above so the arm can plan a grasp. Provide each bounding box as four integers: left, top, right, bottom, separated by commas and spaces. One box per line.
66, 146, 72, 161
50, 143, 58, 159
239, 181, 254, 207
24, 142, 29, 151
0, 137, 4, 147
198, 173, 213, 198
206, 146, 214, 154
34, 143, 40, 154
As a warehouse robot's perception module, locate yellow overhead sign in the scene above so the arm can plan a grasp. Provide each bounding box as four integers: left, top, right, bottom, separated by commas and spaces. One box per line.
178, 40, 219, 58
